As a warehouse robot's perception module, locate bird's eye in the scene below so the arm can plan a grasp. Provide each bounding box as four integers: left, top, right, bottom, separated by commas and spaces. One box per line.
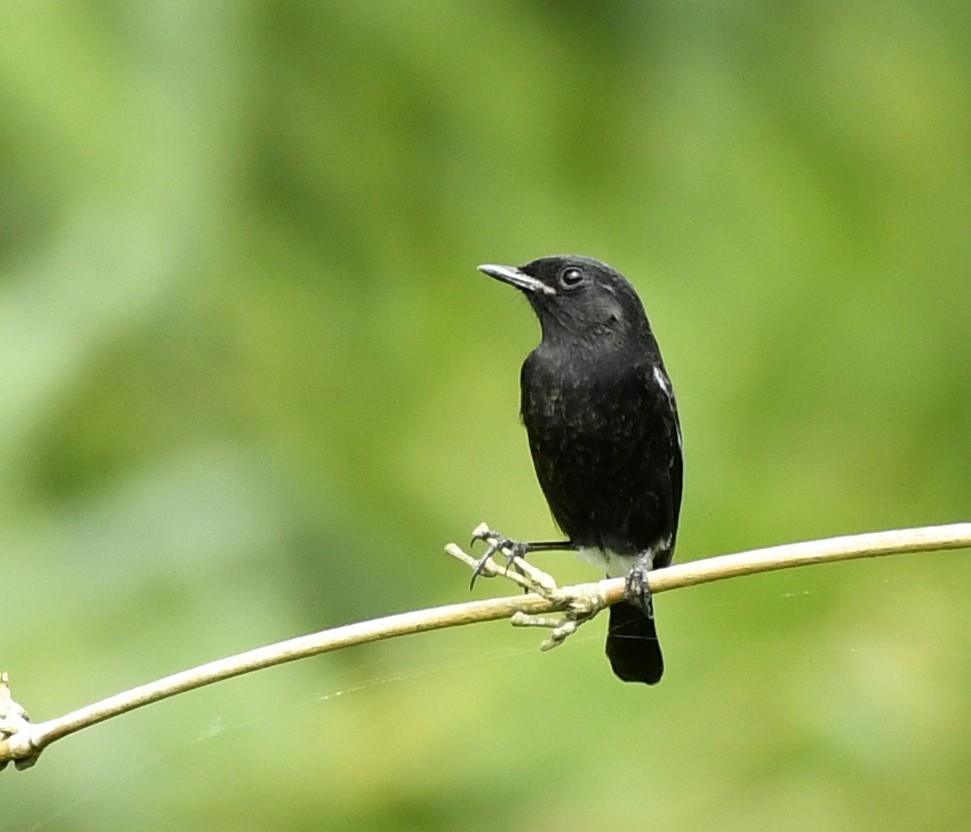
560, 267, 584, 288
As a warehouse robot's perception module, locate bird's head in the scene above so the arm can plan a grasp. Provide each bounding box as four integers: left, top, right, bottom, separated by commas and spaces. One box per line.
478, 255, 652, 349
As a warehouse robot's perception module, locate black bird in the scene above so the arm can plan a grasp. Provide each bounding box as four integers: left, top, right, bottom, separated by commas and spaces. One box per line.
477, 255, 682, 685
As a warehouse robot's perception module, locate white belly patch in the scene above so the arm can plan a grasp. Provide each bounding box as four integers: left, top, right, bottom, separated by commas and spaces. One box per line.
577, 546, 640, 578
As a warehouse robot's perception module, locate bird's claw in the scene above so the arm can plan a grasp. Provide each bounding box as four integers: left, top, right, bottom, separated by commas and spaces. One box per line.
469, 525, 529, 589
624, 565, 655, 620
444, 526, 602, 652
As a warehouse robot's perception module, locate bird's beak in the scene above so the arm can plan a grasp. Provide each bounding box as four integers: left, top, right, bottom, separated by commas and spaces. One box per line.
478, 264, 556, 296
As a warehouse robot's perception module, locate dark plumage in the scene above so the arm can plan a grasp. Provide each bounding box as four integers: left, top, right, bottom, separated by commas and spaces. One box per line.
478, 255, 682, 684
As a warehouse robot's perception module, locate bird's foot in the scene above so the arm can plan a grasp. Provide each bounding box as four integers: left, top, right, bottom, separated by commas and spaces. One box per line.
624, 562, 655, 620
0, 673, 41, 771
468, 525, 530, 588
443, 526, 607, 651
511, 584, 607, 651
445, 523, 558, 595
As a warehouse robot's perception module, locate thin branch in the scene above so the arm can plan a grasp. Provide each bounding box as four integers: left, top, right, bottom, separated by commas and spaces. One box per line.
2, 522, 969, 771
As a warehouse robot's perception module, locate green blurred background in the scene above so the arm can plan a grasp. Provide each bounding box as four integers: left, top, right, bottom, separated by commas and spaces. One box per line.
2, 1, 970, 829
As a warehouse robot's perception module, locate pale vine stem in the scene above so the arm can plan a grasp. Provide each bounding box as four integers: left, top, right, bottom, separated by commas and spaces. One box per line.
1, 522, 969, 771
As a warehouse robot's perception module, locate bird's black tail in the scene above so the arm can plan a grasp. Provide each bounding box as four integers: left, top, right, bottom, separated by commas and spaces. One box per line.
605, 600, 664, 685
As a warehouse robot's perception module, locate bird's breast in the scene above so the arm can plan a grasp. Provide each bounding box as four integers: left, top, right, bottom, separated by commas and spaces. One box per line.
519, 348, 677, 557
520, 352, 654, 447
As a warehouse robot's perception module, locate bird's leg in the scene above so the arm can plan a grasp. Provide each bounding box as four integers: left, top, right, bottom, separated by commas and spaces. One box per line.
444, 527, 607, 651
468, 524, 574, 590
623, 549, 657, 619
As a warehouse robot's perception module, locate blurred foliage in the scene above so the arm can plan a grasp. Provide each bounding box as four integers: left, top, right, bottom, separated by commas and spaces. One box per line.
1, 1, 970, 829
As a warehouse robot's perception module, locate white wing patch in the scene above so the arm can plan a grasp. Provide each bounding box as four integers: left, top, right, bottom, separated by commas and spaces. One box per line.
652, 364, 683, 451
652, 365, 671, 396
